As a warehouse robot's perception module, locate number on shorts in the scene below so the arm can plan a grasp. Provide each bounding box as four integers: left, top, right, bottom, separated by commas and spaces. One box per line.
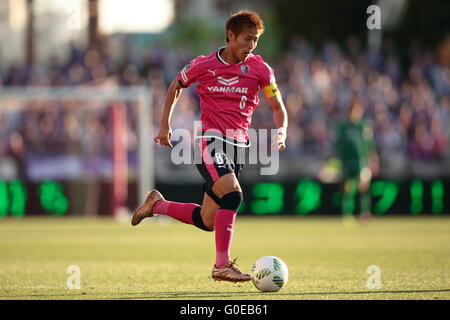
215, 153, 224, 165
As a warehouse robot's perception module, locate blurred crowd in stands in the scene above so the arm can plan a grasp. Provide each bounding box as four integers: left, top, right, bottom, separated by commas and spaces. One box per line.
1, 34, 450, 180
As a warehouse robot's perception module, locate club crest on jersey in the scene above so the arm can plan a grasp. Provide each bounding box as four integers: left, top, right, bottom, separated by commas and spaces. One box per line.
240, 64, 250, 74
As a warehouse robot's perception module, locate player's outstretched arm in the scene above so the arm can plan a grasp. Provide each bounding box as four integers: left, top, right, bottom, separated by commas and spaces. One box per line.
266, 93, 288, 151
154, 78, 184, 147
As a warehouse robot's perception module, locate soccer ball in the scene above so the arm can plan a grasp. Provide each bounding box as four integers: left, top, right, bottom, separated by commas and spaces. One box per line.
251, 256, 289, 292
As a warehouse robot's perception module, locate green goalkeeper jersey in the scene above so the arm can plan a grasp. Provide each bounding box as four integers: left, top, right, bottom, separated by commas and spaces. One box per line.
334, 119, 375, 176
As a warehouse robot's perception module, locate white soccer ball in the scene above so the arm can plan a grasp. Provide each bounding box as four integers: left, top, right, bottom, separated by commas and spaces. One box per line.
251, 256, 289, 292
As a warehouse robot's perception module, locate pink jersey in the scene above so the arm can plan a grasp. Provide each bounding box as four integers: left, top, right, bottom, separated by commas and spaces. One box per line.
177, 47, 276, 143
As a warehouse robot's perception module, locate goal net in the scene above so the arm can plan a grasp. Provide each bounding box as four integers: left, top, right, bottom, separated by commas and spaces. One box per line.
0, 86, 154, 217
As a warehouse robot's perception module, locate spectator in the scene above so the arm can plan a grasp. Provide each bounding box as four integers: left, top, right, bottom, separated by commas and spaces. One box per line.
1, 35, 450, 180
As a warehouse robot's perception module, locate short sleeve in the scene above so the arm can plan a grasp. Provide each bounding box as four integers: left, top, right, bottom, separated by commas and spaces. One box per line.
259, 61, 279, 98
177, 56, 204, 87
259, 61, 276, 88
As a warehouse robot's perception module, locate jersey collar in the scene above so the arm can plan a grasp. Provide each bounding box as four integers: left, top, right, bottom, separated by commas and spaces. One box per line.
216, 46, 255, 65
216, 47, 229, 65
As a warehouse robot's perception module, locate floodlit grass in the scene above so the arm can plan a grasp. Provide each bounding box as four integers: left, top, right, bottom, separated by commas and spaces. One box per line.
0, 215, 449, 300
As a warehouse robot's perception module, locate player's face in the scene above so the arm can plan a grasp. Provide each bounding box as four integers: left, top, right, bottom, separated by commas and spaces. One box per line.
349, 102, 364, 121
228, 26, 260, 62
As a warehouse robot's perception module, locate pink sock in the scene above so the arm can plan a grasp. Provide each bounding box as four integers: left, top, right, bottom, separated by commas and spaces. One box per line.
153, 200, 198, 225
214, 209, 237, 268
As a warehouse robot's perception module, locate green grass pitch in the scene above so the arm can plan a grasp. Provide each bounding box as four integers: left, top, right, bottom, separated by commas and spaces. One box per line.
0, 215, 449, 300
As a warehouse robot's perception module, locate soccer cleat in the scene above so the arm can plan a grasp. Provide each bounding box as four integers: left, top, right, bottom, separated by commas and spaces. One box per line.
212, 258, 252, 283
131, 190, 165, 226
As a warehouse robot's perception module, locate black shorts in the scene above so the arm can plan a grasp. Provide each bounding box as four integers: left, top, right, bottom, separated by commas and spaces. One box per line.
194, 136, 248, 203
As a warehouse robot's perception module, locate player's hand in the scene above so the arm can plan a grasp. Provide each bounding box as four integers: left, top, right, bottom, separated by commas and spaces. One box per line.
271, 131, 287, 151
154, 125, 173, 147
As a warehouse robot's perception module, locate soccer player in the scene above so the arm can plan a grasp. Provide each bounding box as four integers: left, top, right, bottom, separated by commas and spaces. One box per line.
131, 10, 288, 283
334, 98, 379, 223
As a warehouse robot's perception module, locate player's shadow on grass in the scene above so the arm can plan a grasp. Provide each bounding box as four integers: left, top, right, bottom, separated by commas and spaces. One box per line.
113, 288, 450, 300
3, 288, 449, 299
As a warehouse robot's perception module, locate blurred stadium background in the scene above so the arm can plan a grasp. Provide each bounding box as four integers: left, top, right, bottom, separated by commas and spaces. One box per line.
1, 0, 450, 301
1, 0, 450, 217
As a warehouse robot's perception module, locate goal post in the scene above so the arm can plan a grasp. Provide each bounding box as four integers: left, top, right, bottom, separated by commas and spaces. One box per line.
0, 86, 154, 216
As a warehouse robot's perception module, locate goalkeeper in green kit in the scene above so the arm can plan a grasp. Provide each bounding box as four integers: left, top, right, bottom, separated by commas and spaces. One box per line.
333, 98, 379, 223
